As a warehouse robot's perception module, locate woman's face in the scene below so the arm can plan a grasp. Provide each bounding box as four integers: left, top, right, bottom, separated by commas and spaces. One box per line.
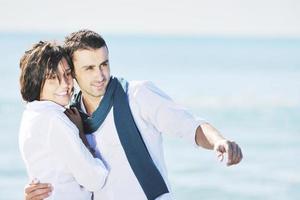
39, 58, 73, 106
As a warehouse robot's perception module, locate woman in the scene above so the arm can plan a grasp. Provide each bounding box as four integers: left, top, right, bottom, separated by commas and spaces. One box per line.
19, 41, 108, 199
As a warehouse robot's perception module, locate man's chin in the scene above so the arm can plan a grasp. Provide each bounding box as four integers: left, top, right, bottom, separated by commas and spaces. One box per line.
82, 88, 106, 99
90, 91, 105, 98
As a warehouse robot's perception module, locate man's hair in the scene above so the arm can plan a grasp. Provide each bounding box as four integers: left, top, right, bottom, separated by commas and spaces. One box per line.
19, 41, 72, 102
64, 29, 107, 59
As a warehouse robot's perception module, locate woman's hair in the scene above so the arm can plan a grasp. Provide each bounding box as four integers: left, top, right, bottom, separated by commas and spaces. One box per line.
19, 41, 73, 102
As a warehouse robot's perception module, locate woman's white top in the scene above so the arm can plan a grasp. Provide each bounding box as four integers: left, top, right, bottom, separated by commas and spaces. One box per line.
19, 101, 108, 200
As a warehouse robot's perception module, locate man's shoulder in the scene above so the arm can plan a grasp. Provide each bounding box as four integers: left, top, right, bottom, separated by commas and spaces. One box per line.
127, 80, 155, 93
127, 80, 171, 102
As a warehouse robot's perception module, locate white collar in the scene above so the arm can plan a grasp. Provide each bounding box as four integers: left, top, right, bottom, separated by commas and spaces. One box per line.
79, 94, 103, 115
80, 95, 88, 114
26, 100, 66, 112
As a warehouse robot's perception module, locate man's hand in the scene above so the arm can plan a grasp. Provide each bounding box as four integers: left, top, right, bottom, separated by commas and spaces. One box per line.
214, 139, 243, 166
24, 180, 52, 200
195, 123, 243, 166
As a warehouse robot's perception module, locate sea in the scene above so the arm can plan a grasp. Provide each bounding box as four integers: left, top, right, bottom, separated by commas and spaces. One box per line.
0, 32, 299, 200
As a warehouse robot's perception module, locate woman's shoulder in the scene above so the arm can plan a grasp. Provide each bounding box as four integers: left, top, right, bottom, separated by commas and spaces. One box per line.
46, 110, 78, 132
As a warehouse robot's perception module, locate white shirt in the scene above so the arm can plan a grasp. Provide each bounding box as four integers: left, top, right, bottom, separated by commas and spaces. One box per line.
82, 81, 205, 200
19, 101, 108, 200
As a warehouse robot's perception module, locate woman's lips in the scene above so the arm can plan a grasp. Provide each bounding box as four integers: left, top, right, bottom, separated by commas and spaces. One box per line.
55, 90, 71, 97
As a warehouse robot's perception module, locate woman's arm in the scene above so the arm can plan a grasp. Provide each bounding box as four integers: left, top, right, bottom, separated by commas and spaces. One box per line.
64, 108, 96, 156
48, 114, 108, 192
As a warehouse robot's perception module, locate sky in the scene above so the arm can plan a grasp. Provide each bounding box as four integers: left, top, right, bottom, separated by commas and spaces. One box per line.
0, 0, 300, 37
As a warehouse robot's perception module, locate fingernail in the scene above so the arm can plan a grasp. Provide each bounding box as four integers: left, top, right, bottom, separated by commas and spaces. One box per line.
32, 178, 39, 184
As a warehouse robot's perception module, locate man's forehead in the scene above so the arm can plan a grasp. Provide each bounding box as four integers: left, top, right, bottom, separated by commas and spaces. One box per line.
72, 48, 108, 62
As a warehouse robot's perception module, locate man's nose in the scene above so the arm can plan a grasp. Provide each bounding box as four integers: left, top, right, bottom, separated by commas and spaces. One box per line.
94, 66, 104, 80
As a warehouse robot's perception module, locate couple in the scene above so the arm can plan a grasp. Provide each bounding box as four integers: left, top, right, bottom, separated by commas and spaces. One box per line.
19, 29, 243, 200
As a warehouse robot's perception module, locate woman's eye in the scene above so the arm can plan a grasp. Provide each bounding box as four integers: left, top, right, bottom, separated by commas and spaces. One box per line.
49, 74, 57, 79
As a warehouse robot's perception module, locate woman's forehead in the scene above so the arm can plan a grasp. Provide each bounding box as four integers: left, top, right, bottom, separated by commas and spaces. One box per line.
58, 57, 71, 71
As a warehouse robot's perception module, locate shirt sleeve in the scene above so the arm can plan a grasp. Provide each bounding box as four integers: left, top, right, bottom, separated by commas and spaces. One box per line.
48, 114, 108, 191
132, 81, 207, 146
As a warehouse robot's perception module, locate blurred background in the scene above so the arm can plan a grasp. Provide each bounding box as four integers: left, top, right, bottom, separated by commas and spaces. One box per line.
0, 0, 299, 199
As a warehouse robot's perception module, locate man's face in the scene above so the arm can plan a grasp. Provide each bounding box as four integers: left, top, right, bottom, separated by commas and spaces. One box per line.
72, 47, 110, 100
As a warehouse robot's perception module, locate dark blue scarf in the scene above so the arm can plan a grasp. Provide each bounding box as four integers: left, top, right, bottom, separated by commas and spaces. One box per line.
72, 77, 169, 200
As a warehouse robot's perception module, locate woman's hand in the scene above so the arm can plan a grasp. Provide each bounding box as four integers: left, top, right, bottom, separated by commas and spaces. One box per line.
64, 107, 84, 133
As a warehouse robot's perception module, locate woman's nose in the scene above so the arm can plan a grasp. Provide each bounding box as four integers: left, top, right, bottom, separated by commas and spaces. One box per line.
60, 74, 71, 87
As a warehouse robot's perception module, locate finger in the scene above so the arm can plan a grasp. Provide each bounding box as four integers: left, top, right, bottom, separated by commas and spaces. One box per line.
235, 146, 243, 164
71, 107, 78, 112
27, 187, 52, 200
217, 152, 224, 162
215, 143, 225, 159
72, 107, 80, 115
64, 109, 71, 115
64, 109, 74, 116
25, 183, 51, 194
32, 192, 52, 200
216, 144, 226, 154
226, 142, 234, 166
231, 145, 242, 165
70, 107, 77, 114
231, 142, 238, 164
240, 147, 243, 161
64, 111, 71, 118
68, 108, 75, 114
31, 178, 40, 184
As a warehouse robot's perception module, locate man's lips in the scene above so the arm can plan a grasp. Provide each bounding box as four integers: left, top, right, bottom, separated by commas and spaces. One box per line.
92, 81, 105, 88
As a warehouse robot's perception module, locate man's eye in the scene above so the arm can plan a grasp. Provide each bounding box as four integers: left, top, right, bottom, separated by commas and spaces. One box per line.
86, 66, 93, 70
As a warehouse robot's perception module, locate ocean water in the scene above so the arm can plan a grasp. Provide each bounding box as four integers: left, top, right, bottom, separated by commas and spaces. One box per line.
0, 32, 299, 200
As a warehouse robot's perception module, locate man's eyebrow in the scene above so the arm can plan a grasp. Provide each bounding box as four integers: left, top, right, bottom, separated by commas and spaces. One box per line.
80, 60, 109, 69
99, 59, 109, 66
80, 64, 95, 69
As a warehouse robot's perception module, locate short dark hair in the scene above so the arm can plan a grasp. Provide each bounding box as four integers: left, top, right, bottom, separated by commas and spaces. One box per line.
64, 29, 107, 60
19, 41, 72, 102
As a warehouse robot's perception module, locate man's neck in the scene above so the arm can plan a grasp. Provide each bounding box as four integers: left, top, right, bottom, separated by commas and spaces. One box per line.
82, 94, 102, 116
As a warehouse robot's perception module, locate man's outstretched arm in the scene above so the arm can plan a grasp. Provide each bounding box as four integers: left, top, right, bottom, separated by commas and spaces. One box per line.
195, 122, 243, 166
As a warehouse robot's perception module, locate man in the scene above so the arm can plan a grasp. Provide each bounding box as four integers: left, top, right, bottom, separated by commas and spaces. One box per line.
24, 29, 243, 200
